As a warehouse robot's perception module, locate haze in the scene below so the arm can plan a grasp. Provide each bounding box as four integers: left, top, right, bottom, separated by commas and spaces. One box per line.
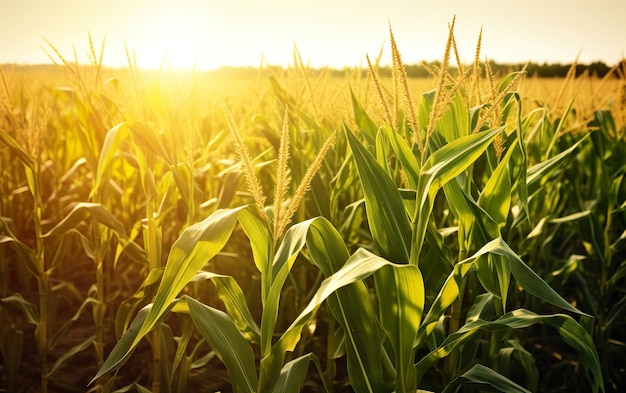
1, 0, 625, 70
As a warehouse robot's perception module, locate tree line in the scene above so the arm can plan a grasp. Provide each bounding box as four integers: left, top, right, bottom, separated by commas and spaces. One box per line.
4, 59, 625, 79
364, 59, 625, 79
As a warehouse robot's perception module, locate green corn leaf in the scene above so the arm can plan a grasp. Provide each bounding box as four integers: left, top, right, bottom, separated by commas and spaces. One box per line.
479, 238, 583, 314
46, 335, 96, 378
442, 178, 497, 252
217, 170, 243, 209
413, 127, 504, 263
135, 383, 153, 393
257, 219, 317, 357
127, 121, 174, 165
0, 127, 35, 169
416, 89, 470, 144
273, 353, 314, 393
154, 170, 178, 220
549, 210, 592, 224
476, 238, 583, 315
476, 253, 511, 313
97, 205, 263, 387
544, 99, 575, 158
420, 237, 584, 341
420, 262, 474, 338
374, 263, 424, 393
92, 304, 156, 383
272, 217, 315, 279
350, 87, 378, 146
344, 122, 412, 264
262, 247, 403, 392
417, 90, 434, 133
238, 206, 272, 281
191, 271, 261, 344
420, 127, 503, 206
511, 133, 529, 219
478, 144, 515, 230
43, 202, 126, 238
589, 110, 616, 160
499, 339, 539, 392
465, 293, 498, 322
306, 217, 393, 392
375, 130, 393, 176
442, 364, 531, 393
521, 107, 548, 155
24, 164, 37, 199
42, 202, 148, 266
158, 323, 175, 390
434, 91, 471, 142
498, 71, 525, 93
49, 297, 99, 350
186, 296, 258, 393
76, 124, 99, 173
95, 206, 246, 380
116, 268, 164, 337
0, 234, 38, 276
130, 206, 245, 351
608, 259, 626, 288
418, 309, 603, 392
499, 87, 529, 219
170, 318, 195, 382
268, 76, 323, 133
131, 141, 159, 202
49, 229, 90, 271
605, 295, 626, 328
91, 122, 128, 198
527, 135, 587, 200
0, 294, 39, 325
379, 124, 420, 188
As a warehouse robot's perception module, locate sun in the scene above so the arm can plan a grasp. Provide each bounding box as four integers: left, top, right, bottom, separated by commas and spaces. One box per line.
126, 5, 224, 71
135, 26, 201, 70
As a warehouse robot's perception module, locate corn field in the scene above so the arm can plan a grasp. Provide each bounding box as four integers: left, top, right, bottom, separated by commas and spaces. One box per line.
1, 23, 626, 393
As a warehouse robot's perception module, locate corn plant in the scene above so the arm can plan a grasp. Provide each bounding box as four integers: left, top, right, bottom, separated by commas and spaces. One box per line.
0, 46, 274, 392
510, 107, 626, 392
330, 23, 603, 392
92, 108, 345, 391
0, 79, 58, 393
0, 38, 150, 393
584, 110, 626, 391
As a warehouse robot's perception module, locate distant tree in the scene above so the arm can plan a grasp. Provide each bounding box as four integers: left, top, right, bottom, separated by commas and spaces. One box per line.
615, 59, 626, 77
328, 59, 620, 79
586, 61, 611, 77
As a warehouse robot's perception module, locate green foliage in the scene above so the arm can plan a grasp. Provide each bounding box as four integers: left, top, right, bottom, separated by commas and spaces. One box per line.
2, 24, 624, 393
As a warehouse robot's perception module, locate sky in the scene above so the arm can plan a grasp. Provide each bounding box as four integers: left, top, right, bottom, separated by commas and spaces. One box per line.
1, 0, 625, 71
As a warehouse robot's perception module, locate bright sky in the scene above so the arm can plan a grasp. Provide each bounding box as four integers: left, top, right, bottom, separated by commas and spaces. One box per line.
1, 0, 625, 70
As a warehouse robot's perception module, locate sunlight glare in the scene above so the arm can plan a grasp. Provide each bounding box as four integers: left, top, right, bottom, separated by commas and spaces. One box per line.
127, 5, 222, 70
